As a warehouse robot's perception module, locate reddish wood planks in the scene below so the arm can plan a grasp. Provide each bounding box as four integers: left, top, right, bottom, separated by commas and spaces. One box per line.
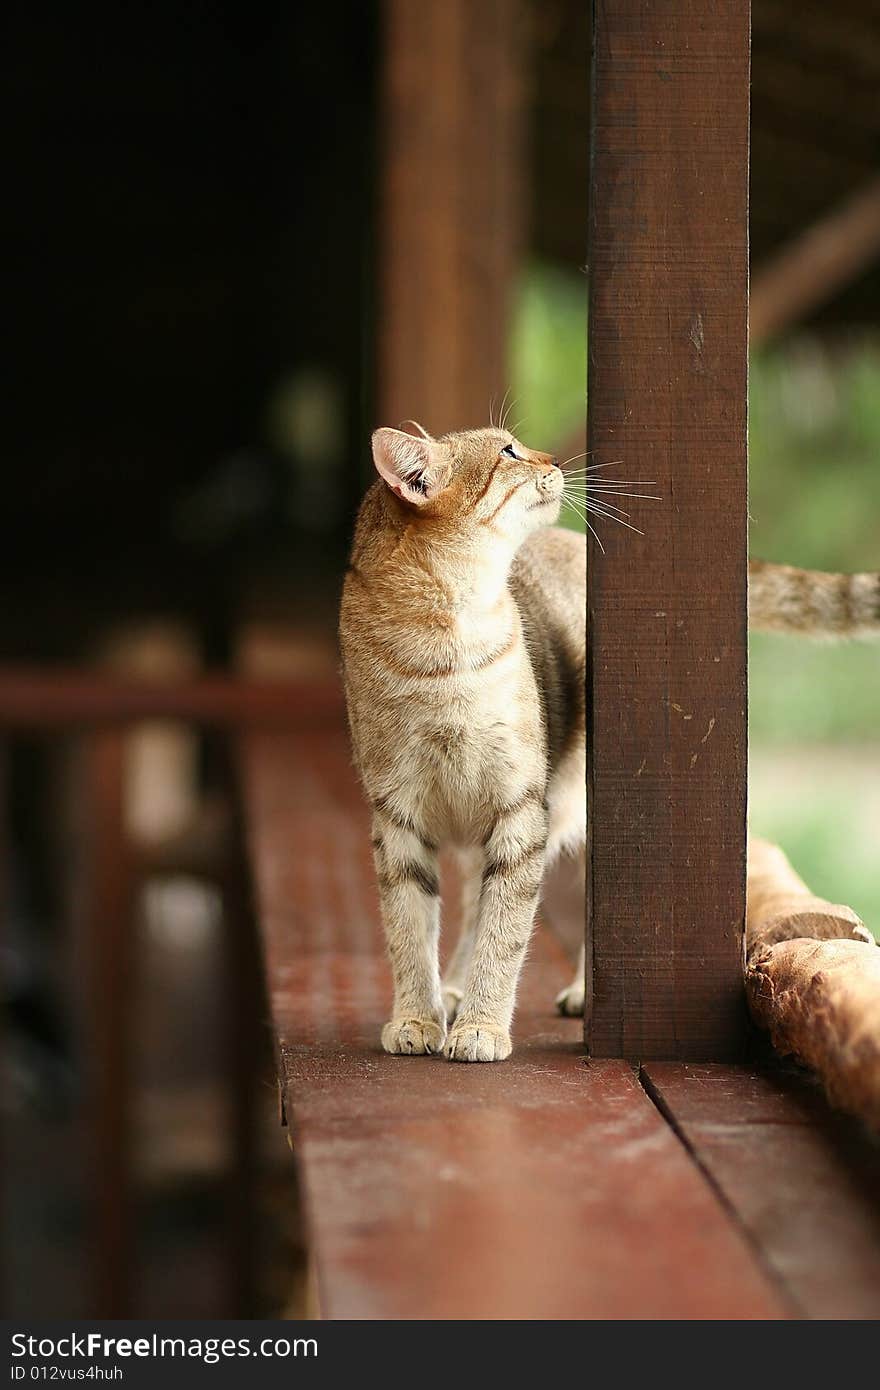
643, 1063, 880, 1319
239, 725, 786, 1319
587, 1, 751, 1059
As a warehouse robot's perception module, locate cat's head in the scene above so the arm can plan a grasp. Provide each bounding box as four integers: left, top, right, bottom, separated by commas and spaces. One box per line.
370, 425, 563, 544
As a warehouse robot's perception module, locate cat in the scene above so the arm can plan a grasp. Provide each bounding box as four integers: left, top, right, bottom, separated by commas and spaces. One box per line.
339, 424, 880, 1061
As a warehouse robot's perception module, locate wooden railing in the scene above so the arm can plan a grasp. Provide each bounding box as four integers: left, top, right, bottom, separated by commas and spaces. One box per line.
0, 667, 325, 1316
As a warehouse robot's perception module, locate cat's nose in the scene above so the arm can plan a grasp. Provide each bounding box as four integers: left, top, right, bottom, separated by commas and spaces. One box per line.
550, 456, 560, 469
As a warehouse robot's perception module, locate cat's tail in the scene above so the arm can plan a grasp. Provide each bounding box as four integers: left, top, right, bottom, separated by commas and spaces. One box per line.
749, 559, 880, 639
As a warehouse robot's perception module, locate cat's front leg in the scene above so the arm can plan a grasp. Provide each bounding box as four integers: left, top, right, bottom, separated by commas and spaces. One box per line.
445, 795, 547, 1062
373, 810, 446, 1056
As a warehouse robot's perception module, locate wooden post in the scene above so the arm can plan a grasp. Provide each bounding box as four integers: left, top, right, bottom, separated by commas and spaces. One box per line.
378, 0, 524, 431
587, 1, 751, 1059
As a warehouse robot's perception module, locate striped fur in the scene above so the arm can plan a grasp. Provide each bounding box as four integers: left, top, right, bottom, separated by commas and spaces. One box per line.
340, 426, 582, 1061
749, 560, 880, 639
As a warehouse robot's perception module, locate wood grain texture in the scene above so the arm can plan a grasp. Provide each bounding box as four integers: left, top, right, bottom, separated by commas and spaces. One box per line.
237, 723, 786, 1320
643, 1063, 880, 1319
378, 0, 525, 432
587, 0, 751, 1059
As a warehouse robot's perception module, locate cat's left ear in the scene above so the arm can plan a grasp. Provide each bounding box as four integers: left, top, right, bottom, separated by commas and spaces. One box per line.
371, 427, 447, 506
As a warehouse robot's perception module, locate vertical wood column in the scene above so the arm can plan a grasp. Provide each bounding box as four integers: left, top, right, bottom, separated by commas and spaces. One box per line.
378, 0, 524, 432
587, 0, 751, 1059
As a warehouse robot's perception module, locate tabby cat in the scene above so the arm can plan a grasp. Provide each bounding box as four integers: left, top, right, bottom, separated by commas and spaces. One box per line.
339, 425, 880, 1061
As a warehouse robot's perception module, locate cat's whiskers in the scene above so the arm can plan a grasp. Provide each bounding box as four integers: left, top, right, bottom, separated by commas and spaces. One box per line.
579, 496, 631, 519
563, 473, 657, 485
566, 489, 660, 502
560, 470, 653, 539
587, 505, 645, 537
563, 478, 659, 494
563, 479, 659, 495
561, 496, 605, 532
563, 475, 651, 485
560, 494, 588, 520
568, 496, 646, 538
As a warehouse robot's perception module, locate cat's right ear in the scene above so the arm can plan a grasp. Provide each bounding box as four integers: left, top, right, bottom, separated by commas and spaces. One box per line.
371, 427, 445, 507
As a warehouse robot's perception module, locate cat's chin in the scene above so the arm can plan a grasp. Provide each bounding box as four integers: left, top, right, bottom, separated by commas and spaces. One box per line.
527, 498, 562, 526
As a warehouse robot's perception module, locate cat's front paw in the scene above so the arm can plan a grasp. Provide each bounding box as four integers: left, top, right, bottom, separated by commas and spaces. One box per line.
444, 1020, 512, 1063
381, 1017, 446, 1056
555, 980, 586, 1017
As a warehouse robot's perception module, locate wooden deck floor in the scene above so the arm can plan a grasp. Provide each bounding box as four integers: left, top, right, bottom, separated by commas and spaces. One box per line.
239, 722, 880, 1320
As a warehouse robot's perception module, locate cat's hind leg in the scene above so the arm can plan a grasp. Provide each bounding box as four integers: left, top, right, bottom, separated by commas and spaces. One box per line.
440, 847, 482, 1023
545, 746, 587, 1017
555, 939, 585, 1017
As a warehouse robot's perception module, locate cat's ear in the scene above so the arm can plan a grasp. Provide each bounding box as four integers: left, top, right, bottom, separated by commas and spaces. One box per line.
371, 427, 446, 506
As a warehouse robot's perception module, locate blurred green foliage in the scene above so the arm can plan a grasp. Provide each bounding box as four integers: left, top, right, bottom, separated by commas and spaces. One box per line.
510, 262, 587, 447
511, 262, 880, 935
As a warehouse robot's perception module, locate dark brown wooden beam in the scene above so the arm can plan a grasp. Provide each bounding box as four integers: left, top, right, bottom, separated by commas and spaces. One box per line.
587, 1, 751, 1059
378, 0, 524, 432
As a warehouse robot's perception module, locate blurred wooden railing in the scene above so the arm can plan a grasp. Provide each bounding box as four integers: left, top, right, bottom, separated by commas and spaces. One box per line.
0, 669, 343, 728
0, 666, 339, 1316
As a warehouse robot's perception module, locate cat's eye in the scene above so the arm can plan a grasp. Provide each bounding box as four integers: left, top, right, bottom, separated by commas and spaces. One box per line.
500, 443, 518, 460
